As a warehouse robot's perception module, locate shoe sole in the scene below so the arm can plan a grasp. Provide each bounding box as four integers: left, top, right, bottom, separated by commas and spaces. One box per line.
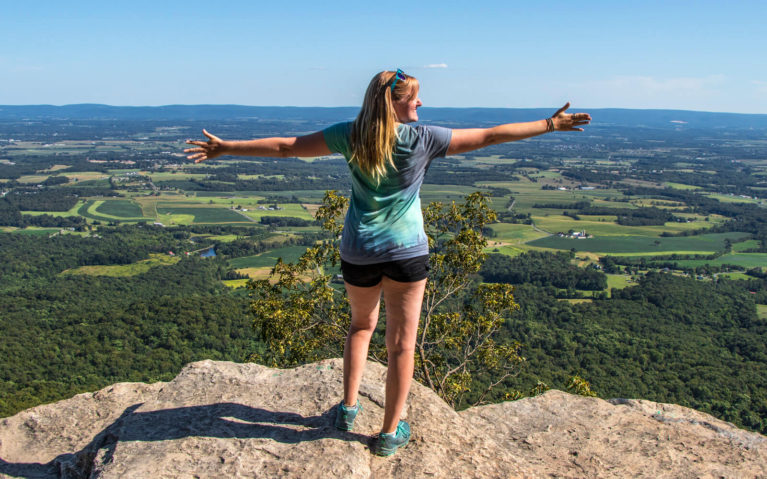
374, 437, 410, 456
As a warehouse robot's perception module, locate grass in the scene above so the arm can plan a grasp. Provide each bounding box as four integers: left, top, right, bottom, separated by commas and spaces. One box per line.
485, 244, 526, 256
21, 202, 82, 218
717, 272, 751, 280
489, 223, 550, 243
232, 267, 272, 279
37, 164, 71, 172
420, 184, 491, 203
61, 254, 180, 277
14, 175, 50, 184
732, 240, 761, 252
706, 193, 761, 204
664, 182, 702, 190
606, 274, 633, 293
228, 246, 309, 269
3, 227, 62, 235
223, 279, 251, 289
757, 305, 767, 321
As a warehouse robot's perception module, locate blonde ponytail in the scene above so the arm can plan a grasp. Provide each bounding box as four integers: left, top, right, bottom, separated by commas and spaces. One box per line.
350, 70, 419, 184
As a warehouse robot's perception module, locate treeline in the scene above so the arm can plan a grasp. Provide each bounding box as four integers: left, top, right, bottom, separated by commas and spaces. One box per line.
0, 256, 255, 418
259, 216, 315, 227
214, 232, 326, 258
624, 186, 767, 239
599, 254, 742, 276
480, 251, 607, 291
533, 201, 591, 209
3, 188, 80, 211
156, 177, 350, 192
0, 185, 121, 227
0, 225, 181, 283
562, 202, 681, 226
482, 273, 767, 434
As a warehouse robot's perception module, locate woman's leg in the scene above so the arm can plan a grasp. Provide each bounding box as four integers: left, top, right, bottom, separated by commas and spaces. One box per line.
380, 277, 427, 433
343, 281, 383, 407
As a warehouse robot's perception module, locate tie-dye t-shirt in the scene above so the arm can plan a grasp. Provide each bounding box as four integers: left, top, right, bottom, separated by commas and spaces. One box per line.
323, 121, 452, 265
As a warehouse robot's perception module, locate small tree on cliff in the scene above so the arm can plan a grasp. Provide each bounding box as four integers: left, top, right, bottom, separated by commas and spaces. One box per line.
249, 190, 523, 408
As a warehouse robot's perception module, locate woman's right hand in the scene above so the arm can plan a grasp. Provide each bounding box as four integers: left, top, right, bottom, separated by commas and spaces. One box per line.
184, 129, 227, 163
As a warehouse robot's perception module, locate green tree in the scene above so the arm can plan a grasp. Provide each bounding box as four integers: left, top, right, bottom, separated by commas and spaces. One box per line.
249, 191, 523, 408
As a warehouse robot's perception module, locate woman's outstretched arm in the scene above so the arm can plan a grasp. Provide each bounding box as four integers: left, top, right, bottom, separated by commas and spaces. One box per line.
185, 130, 331, 163
446, 102, 591, 156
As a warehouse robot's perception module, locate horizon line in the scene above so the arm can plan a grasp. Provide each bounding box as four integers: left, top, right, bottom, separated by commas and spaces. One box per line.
0, 103, 765, 116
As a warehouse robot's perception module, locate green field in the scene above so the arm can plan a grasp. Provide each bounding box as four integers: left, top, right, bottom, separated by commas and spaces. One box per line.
732, 240, 761, 252
527, 232, 750, 254
95, 200, 144, 218
21, 202, 82, 218
228, 246, 310, 269
156, 206, 252, 224
238, 203, 314, 221
606, 274, 633, 293
488, 223, 549, 244
2, 227, 62, 235
664, 182, 702, 190
61, 254, 180, 277
531, 215, 717, 237
672, 252, 767, 269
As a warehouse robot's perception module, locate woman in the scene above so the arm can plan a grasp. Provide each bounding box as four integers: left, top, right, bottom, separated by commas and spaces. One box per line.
185, 69, 591, 456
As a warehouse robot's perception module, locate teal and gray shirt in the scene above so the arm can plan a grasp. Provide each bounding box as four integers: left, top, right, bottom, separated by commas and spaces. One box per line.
323, 121, 452, 265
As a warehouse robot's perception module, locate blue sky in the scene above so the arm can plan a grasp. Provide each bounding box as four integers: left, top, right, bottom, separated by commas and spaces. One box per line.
2, 1, 765, 113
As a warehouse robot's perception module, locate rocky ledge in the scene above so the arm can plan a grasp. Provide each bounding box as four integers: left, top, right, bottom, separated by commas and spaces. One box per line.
1, 359, 764, 478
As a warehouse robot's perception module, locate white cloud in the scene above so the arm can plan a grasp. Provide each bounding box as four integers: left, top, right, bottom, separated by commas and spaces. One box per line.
423, 63, 448, 69
752, 80, 767, 95
565, 74, 734, 111
598, 74, 725, 93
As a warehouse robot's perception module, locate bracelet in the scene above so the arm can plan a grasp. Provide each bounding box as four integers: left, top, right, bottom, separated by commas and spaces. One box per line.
545, 117, 555, 133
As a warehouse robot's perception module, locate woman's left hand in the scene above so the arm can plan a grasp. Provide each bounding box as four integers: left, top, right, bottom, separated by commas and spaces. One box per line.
551, 102, 591, 131
184, 129, 228, 163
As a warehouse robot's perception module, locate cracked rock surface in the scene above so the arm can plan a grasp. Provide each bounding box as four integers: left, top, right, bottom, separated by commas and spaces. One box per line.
1, 359, 765, 478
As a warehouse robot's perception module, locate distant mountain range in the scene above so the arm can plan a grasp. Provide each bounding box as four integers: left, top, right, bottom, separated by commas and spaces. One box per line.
1, 104, 766, 129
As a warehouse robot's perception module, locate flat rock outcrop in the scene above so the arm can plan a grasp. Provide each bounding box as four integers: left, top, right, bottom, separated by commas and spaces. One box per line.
0, 359, 764, 478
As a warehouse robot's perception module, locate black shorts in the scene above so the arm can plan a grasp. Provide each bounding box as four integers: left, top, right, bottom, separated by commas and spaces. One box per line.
341, 255, 430, 287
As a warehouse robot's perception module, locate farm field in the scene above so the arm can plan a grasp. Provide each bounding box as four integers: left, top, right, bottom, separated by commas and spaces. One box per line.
156, 206, 252, 224
228, 246, 310, 269
527, 232, 750, 254
531, 215, 716, 237
672, 253, 767, 269
238, 203, 314, 221
61, 253, 180, 277
1, 227, 72, 235
706, 193, 762, 204
144, 172, 207, 181
488, 223, 549, 245
606, 274, 633, 293
95, 199, 144, 218
733, 240, 761, 252
664, 182, 702, 190
21, 202, 82, 217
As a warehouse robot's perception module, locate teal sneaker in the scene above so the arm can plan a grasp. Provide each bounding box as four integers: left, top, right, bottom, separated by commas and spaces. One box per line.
374, 420, 410, 456
334, 400, 361, 431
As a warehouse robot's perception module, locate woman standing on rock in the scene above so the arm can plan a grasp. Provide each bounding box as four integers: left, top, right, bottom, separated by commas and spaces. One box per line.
185, 69, 590, 456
